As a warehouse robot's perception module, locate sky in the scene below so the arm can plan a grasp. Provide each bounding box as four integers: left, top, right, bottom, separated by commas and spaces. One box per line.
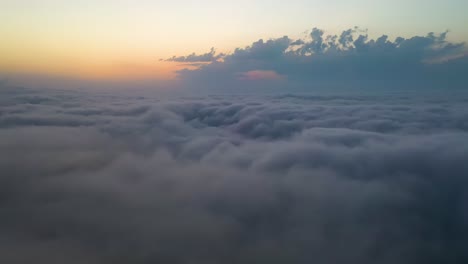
1, 0, 467, 85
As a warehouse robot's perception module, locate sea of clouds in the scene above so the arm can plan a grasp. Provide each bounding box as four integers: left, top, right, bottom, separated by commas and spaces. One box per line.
1, 85, 468, 263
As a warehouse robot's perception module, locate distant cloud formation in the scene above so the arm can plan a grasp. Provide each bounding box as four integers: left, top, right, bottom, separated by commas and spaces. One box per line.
166, 47, 224, 63
171, 27, 468, 90
1, 83, 468, 263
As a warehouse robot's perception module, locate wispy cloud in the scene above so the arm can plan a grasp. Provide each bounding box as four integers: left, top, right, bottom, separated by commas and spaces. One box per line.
165, 47, 224, 63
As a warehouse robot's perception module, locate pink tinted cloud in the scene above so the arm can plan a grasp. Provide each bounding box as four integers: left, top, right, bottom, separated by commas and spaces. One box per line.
238, 70, 286, 81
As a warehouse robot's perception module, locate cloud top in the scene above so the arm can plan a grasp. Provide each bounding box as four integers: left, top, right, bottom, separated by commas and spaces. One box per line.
1, 85, 468, 263
166, 47, 224, 63
170, 27, 467, 91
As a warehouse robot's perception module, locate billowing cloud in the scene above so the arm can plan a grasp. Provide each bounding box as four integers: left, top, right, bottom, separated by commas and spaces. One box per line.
1, 84, 468, 263
165, 47, 224, 63
172, 27, 468, 91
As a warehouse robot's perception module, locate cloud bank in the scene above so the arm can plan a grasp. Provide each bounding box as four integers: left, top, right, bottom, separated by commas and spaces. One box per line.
171, 27, 468, 91
1, 84, 468, 263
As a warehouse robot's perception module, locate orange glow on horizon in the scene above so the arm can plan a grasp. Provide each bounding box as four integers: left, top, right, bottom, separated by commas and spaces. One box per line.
0, 57, 185, 81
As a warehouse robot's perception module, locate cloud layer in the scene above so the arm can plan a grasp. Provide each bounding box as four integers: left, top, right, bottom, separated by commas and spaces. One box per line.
171, 28, 468, 91
1, 84, 468, 263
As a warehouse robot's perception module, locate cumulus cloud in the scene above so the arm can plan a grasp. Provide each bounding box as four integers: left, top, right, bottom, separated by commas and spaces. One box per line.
172, 27, 468, 91
165, 47, 224, 63
1, 85, 468, 263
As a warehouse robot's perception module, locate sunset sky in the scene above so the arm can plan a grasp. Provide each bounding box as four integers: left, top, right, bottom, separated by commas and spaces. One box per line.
2, 2, 468, 263
1, 0, 467, 83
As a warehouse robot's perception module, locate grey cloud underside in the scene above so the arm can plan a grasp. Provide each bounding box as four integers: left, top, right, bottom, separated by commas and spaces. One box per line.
1, 86, 468, 263
174, 28, 468, 90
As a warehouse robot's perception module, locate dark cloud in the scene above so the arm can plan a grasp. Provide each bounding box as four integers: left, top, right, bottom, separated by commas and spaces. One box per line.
172, 27, 467, 91
166, 47, 224, 63
1, 86, 468, 263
